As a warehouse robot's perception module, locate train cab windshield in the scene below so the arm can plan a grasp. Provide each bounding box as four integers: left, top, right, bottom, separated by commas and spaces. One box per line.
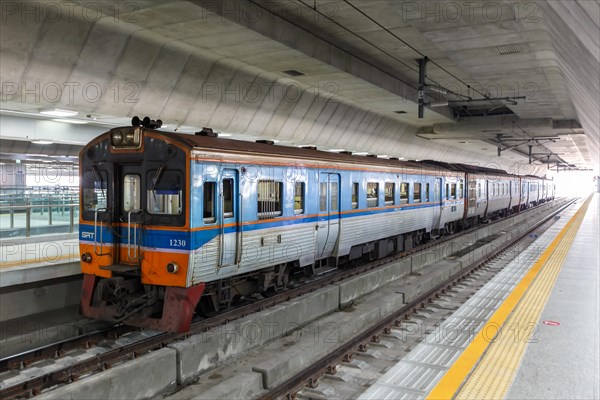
82, 167, 108, 212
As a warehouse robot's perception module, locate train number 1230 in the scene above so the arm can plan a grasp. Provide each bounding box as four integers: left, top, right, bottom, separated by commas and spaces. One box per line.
169, 239, 187, 247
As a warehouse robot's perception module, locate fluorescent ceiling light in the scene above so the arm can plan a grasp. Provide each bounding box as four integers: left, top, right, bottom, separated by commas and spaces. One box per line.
31, 139, 54, 145
219, 133, 232, 137
354, 152, 369, 156
40, 108, 78, 117
328, 149, 345, 152
52, 118, 87, 124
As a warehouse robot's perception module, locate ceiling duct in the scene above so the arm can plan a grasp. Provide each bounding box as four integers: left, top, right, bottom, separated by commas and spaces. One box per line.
496, 44, 522, 55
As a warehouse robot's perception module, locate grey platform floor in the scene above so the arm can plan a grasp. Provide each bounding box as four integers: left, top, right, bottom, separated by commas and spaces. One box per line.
507, 193, 600, 399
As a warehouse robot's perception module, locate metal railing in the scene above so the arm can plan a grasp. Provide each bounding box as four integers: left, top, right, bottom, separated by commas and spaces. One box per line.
0, 203, 79, 237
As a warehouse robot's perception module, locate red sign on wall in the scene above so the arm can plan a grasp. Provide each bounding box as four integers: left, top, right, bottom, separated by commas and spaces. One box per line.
542, 320, 561, 326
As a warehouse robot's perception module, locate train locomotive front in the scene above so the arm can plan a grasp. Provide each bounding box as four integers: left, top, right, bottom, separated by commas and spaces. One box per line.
79, 126, 202, 332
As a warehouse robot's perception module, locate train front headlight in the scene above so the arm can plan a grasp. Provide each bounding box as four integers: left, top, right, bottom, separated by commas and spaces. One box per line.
111, 131, 123, 145
110, 127, 141, 148
124, 131, 135, 144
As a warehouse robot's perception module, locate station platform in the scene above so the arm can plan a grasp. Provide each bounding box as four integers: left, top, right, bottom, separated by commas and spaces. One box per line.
0, 234, 87, 358
358, 194, 599, 399
0, 234, 80, 287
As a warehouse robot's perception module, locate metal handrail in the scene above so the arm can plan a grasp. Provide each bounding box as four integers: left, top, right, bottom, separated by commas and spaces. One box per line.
94, 208, 110, 256
0, 203, 79, 210
127, 209, 142, 260
236, 194, 243, 265
219, 192, 225, 267
0, 203, 79, 237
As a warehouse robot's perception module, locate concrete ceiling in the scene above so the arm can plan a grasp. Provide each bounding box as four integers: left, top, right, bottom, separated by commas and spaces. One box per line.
1, 0, 598, 175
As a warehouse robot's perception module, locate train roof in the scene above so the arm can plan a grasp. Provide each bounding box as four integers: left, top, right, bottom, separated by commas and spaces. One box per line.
149, 129, 444, 172
102, 127, 527, 177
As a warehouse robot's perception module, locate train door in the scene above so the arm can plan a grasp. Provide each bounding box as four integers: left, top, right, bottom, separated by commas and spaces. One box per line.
523, 181, 529, 207
508, 180, 513, 210
316, 173, 340, 259
219, 169, 239, 267
467, 176, 477, 216
117, 164, 143, 267
434, 178, 443, 230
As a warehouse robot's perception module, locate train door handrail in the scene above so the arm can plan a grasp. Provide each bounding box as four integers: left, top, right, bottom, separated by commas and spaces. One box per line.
236, 194, 243, 265
94, 208, 110, 256
127, 209, 142, 260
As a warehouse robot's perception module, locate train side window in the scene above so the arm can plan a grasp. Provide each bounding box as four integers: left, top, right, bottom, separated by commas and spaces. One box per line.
459, 182, 464, 199
425, 183, 430, 202
446, 183, 450, 200
203, 182, 216, 223
223, 178, 234, 218
123, 174, 141, 212
434, 181, 440, 201
294, 182, 305, 215
477, 183, 481, 197
414, 183, 421, 203
258, 180, 283, 219
450, 183, 457, 199
351, 183, 359, 209
385, 182, 395, 205
400, 183, 409, 204
367, 182, 378, 208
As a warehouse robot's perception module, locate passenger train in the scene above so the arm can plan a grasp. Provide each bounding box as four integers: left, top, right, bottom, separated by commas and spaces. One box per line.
79, 121, 555, 332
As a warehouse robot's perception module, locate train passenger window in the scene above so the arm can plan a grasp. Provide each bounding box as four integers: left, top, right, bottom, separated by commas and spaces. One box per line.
367, 182, 378, 208
123, 174, 141, 212
425, 183, 430, 202
82, 168, 108, 212
477, 183, 481, 197
459, 182, 464, 199
446, 183, 450, 200
258, 180, 283, 219
351, 183, 359, 209
147, 170, 182, 215
203, 182, 216, 223
223, 178, 234, 218
400, 183, 409, 204
385, 183, 395, 205
450, 184, 457, 199
434, 181, 440, 201
320, 183, 327, 212
414, 183, 421, 203
294, 182, 305, 215
331, 182, 339, 211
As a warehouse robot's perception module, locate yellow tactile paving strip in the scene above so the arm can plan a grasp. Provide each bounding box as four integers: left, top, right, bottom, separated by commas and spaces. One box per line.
427, 196, 592, 400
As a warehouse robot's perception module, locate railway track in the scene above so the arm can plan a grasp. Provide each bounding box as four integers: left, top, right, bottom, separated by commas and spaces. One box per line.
258, 198, 576, 399
293, 236, 544, 400
0, 199, 574, 399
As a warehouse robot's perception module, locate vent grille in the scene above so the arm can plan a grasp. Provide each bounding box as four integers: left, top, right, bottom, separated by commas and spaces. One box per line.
282, 70, 305, 77
496, 44, 522, 55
